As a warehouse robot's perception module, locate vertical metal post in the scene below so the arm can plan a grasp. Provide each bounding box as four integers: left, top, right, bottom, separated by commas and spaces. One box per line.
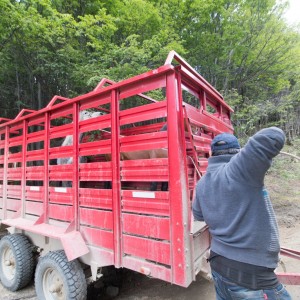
167, 71, 193, 287
43, 112, 50, 223
21, 119, 28, 218
111, 89, 122, 268
72, 103, 79, 231
2, 126, 9, 219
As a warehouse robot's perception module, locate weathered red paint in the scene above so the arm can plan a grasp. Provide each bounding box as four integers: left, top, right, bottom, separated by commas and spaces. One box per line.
2, 52, 296, 289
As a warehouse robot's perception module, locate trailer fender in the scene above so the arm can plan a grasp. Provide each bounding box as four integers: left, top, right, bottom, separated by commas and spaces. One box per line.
1, 218, 89, 261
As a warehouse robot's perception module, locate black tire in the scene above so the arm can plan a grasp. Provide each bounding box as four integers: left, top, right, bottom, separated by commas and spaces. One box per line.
35, 250, 87, 300
0, 233, 35, 291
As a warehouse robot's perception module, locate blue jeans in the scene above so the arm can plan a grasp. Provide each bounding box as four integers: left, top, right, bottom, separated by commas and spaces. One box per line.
211, 270, 292, 300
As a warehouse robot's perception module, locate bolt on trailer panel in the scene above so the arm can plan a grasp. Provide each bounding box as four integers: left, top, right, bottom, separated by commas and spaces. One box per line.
0, 51, 233, 288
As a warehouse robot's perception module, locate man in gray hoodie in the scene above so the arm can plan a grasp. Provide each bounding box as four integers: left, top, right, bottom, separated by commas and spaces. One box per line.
192, 127, 291, 299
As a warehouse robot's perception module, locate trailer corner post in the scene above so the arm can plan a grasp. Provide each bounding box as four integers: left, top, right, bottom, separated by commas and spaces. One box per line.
167, 71, 193, 287
111, 89, 122, 268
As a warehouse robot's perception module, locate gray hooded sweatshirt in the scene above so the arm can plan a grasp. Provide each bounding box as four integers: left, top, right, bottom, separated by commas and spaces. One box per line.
192, 127, 285, 268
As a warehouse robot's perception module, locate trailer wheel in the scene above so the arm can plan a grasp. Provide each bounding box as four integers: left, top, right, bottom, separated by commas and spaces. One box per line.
0, 234, 35, 291
35, 250, 87, 300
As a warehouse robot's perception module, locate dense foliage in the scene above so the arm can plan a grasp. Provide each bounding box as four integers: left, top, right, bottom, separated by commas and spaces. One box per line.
0, 0, 299, 140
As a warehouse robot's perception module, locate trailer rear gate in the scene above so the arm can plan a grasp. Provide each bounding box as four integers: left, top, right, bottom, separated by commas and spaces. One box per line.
0, 52, 234, 291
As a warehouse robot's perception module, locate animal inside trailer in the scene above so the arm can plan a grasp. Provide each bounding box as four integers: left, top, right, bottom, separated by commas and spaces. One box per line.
3, 51, 296, 299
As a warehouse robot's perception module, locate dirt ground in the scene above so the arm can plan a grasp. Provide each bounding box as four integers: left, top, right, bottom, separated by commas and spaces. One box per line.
1, 157, 300, 299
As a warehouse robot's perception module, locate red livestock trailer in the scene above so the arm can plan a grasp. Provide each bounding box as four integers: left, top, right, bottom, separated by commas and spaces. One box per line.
0, 51, 298, 299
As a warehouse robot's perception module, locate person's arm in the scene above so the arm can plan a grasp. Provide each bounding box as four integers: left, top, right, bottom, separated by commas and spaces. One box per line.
227, 127, 285, 186
192, 190, 204, 221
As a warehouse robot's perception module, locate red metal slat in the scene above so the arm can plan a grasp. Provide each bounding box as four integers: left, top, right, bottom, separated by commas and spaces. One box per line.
8, 152, 22, 162
25, 200, 43, 216
6, 198, 21, 211
79, 162, 112, 181
184, 103, 233, 133
8, 136, 22, 147
25, 186, 44, 201
120, 131, 167, 153
50, 106, 73, 120
48, 204, 74, 222
123, 235, 171, 265
49, 187, 73, 204
122, 256, 171, 283
121, 158, 168, 182
121, 190, 169, 216
120, 122, 165, 136
49, 165, 73, 181
9, 122, 23, 132
80, 208, 113, 229
80, 226, 114, 250
26, 166, 45, 180
27, 130, 45, 144
79, 139, 111, 156
79, 114, 111, 134
7, 168, 22, 180
119, 72, 166, 100
26, 149, 44, 161
49, 145, 73, 160
79, 91, 111, 111
49, 123, 73, 140
79, 188, 112, 209
119, 101, 167, 126
122, 213, 170, 240
27, 114, 45, 127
